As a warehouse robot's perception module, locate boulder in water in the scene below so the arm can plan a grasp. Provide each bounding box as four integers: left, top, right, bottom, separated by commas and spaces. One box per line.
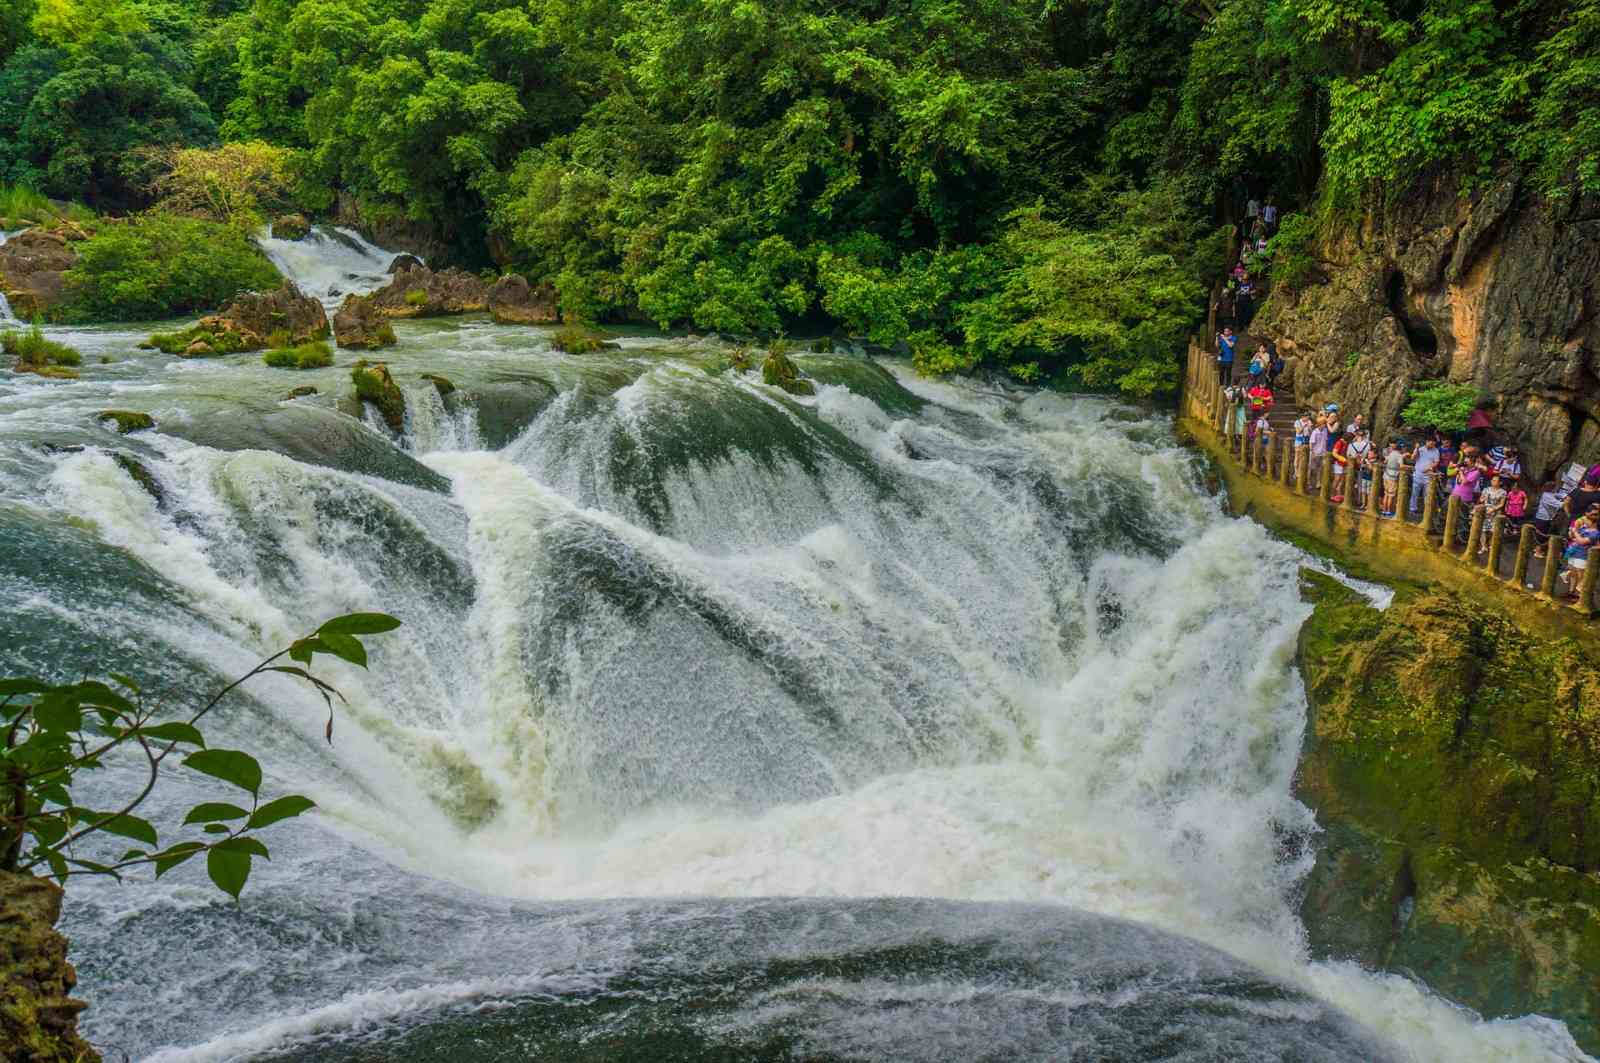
352, 360, 406, 432
96, 410, 154, 434
332, 293, 398, 349
0, 228, 76, 319
112, 452, 165, 505
386, 254, 424, 274
487, 274, 559, 324
761, 349, 815, 396
366, 264, 488, 317
147, 282, 329, 356
271, 213, 311, 241
420, 373, 455, 397
286, 385, 318, 399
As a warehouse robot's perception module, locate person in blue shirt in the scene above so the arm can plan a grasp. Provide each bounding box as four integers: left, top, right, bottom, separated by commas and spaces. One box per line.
1216, 327, 1237, 385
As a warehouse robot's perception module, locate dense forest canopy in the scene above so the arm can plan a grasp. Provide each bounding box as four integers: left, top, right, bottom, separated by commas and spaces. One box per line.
3, 0, 1597, 391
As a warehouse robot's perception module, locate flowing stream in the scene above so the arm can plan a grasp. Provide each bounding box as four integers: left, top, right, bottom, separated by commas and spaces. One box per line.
0, 244, 1591, 1061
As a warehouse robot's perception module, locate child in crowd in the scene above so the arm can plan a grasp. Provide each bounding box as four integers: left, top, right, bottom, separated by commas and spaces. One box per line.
1479, 475, 1508, 554
1504, 478, 1529, 530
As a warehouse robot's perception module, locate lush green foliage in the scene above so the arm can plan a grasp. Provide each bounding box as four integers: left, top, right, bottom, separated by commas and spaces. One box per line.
60, 213, 280, 322
262, 339, 332, 369
4, 0, 1597, 385
2, 321, 81, 367
1402, 380, 1479, 432
0, 613, 399, 899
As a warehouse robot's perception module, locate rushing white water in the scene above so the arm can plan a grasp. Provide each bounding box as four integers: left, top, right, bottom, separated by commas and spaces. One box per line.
253, 225, 414, 307
0, 227, 23, 323
0, 301, 1589, 1060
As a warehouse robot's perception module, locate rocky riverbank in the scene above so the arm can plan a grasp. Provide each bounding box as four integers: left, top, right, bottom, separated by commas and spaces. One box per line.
1295, 571, 1600, 1054
0, 872, 97, 1063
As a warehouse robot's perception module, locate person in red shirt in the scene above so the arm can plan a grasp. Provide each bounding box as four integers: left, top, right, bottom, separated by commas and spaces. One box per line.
1330, 430, 1352, 503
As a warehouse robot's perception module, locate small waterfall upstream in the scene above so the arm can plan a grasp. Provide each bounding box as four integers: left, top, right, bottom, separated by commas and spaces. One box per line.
0, 228, 23, 323
0, 266, 1589, 1060
253, 225, 417, 308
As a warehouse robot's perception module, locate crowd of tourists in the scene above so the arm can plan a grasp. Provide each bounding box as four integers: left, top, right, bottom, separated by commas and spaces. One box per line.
1206, 188, 1598, 599
1214, 371, 1600, 599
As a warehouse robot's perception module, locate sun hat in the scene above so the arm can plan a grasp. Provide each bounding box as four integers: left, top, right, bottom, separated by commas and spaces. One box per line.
1325, 403, 1340, 413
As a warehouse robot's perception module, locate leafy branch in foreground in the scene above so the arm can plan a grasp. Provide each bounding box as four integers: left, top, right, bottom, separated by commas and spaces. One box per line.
0, 612, 400, 899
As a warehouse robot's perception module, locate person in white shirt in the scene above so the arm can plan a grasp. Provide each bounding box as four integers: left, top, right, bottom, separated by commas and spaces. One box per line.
1262, 198, 1279, 233
1409, 436, 1441, 515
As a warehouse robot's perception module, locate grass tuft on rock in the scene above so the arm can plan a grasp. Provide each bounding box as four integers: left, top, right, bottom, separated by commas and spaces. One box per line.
263, 340, 333, 370
95, 410, 154, 433
3, 323, 82, 378
551, 324, 609, 353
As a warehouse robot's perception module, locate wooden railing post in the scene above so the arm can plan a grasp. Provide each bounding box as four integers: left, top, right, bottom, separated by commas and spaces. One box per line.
1441, 494, 1461, 553
1483, 514, 1505, 575
1274, 435, 1287, 484
1394, 464, 1411, 521
1511, 523, 1535, 586
1576, 561, 1599, 616
1338, 461, 1356, 511
1295, 445, 1309, 493
1319, 454, 1334, 504
1420, 473, 1439, 535
1464, 504, 1486, 561
1538, 535, 1562, 600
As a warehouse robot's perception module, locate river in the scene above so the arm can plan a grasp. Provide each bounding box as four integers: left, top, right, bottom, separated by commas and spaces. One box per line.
0, 239, 1589, 1061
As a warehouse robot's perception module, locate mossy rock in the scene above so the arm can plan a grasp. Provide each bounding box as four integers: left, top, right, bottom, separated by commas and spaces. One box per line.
0, 871, 98, 1063
551, 324, 611, 353
761, 349, 815, 396
262, 341, 333, 370
351, 361, 406, 433
95, 410, 154, 434
145, 326, 247, 357
271, 213, 311, 241
286, 385, 318, 399
112, 452, 164, 505
12, 363, 78, 380
420, 373, 455, 397
1295, 570, 1600, 1052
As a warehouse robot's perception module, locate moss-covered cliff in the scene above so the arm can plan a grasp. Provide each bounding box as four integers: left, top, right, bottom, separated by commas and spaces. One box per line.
1295, 571, 1600, 1051
0, 872, 97, 1062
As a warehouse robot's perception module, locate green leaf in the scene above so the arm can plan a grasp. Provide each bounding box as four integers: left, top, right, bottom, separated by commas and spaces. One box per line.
216, 835, 270, 859
287, 637, 325, 665
246, 795, 315, 830
203, 823, 231, 834
65, 857, 120, 878
183, 748, 263, 796
207, 845, 251, 899
318, 612, 401, 635
316, 632, 367, 668
109, 673, 142, 693
93, 812, 159, 847
183, 802, 249, 825
141, 721, 205, 746
153, 841, 205, 878
33, 692, 83, 733
44, 849, 68, 884
70, 681, 135, 715
0, 678, 51, 696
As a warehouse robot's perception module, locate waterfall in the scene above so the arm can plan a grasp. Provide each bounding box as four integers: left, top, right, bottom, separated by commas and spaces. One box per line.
254, 225, 418, 308
0, 335, 1588, 1062
0, 228, 22, 324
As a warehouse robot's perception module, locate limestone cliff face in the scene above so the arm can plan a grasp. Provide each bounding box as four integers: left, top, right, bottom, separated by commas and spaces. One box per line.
1260, 173, 1600, 477
0, 872, 97, 1063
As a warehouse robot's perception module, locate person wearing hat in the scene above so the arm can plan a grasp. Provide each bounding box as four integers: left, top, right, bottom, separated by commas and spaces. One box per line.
1347, 428, 1376, 507
1324, 403, 1341, 438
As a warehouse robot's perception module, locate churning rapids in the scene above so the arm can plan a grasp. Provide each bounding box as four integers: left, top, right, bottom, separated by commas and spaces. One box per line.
0, 252, 1590, 1061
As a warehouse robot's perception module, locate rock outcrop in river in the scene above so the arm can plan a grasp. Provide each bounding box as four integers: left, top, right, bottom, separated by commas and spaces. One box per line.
331, 264, 559, 330
1258, 172, 1600, 478
0, 228, 79, 319
150, 282, 328, 356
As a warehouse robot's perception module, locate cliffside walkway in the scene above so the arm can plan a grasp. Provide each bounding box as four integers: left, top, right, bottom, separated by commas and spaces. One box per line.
1185, 342, 1598, 617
